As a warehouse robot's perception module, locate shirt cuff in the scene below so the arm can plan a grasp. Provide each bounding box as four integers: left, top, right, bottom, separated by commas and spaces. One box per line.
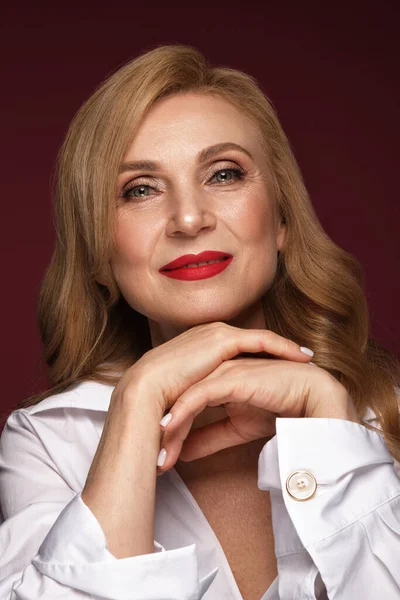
33, 492, 218, 599
258, 418, 400, 547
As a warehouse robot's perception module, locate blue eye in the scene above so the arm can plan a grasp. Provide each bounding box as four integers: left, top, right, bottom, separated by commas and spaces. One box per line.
210, 168, 244, 183
122, 184, 154, 200
120, 166, 246, 202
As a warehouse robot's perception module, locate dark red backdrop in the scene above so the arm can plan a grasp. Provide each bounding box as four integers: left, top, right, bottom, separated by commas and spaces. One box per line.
1, 2, 399, 426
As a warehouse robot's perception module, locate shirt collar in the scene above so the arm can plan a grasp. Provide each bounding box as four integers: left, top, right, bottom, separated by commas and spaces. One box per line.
27, 380, 115, 415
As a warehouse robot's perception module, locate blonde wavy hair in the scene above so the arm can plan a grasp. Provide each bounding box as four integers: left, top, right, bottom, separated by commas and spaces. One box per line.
14, 44, 400, 460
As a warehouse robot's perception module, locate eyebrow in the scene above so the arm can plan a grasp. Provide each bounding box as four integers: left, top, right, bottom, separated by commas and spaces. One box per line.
119, 142, 254, 174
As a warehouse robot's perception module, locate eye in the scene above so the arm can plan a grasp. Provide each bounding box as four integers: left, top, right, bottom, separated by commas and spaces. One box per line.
209, 168, 245, 184
121, 183, 156, 200
120, 166, 246, 202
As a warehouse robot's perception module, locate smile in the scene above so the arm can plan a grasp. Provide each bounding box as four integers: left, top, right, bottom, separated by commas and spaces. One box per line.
159, 251, 233, 281
180, 258, 226, 268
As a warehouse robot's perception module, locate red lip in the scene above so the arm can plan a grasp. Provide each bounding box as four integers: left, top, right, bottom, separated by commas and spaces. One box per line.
160, 251, 232, 271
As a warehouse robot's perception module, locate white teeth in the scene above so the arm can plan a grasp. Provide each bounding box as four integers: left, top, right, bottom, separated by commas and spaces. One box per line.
183, 258, 225, 268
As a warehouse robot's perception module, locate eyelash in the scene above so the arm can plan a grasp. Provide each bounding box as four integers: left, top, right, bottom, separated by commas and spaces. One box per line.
120, 166, 247, 201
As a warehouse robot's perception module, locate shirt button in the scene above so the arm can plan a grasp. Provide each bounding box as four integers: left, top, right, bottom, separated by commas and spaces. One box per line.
286, 470, 317, 501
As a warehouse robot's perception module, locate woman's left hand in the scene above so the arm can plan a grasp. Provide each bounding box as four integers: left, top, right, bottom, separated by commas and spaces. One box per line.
158, 357, 360, 471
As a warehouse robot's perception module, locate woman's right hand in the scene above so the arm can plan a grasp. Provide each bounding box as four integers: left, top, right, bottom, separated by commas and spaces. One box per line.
110, 321, 313, 423
83, 322, 313, 558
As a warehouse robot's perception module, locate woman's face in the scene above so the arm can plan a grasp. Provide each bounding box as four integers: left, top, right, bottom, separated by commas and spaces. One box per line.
111, 92, 286, 331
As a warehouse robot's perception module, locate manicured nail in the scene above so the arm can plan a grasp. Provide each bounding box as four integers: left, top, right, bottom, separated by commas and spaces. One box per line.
157, 448, 167, 467
300, 347, 314, 357
309, 361, 316, 366
160, 413, 172, 427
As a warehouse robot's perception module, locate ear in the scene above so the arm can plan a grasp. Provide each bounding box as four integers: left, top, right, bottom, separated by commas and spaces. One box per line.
276, 220, 287, 253
94, 264, 111, 288
95, 275, 108, 287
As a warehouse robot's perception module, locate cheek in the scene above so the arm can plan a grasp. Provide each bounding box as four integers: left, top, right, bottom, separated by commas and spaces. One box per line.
225, 188, 276, 245
112, 211, 156, 270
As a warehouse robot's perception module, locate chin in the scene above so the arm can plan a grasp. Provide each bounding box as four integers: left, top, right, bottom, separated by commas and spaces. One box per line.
158, 301, 253, 330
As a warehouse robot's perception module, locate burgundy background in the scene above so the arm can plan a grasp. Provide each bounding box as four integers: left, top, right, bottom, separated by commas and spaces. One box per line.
1, 2, 399, 426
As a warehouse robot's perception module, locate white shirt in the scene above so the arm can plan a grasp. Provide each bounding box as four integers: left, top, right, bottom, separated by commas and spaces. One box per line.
0, 379, 399, 599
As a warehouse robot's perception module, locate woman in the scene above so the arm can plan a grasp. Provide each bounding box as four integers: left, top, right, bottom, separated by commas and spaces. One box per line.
0, 44, 399, 600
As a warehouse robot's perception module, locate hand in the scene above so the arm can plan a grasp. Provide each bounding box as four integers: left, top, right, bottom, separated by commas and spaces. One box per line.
111, 322, 314, 423
157, 356, 359, 472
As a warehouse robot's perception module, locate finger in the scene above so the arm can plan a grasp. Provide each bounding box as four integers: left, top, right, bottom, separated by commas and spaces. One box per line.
218, 327, 314, 364
157, 415, 195, 473
158, 383, 237, 471
164, 377, 247, 433
163, 360, 313, 432
158, 413, 256, 472
153, 323, 314, 414
178, 418, 252, 461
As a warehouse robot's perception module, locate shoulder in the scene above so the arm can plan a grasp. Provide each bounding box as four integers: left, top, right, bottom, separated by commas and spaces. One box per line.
362, 385, 400, 476
24, 379, 115, 416
1, 379, 114, 443
1, 380, 115, 455
0, 381, 116, 494
362, 385, 400, 424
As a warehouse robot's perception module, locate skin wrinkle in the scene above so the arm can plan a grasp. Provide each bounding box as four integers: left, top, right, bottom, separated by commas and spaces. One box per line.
111, 92, 287, 430
119, 142, 255, 174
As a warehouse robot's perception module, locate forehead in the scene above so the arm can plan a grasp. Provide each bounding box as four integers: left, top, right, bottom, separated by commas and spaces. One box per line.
124, 93, 263, 161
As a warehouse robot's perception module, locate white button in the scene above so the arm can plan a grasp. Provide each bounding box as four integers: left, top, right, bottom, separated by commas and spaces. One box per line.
286, 470, 317, 501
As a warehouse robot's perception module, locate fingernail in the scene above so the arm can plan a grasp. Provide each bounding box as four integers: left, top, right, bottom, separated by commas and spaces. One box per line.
160, 413, 172, 427
300, 347, 314, 357
309, 361, 316, 366
157, 448, 167, 467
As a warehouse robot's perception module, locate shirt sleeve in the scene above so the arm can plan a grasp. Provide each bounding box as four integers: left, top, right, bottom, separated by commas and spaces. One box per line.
258, 417, 400, 600
0, 410, 218, 599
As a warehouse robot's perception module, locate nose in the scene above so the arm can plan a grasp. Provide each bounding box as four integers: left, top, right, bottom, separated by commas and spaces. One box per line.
165, 192, 217, 238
